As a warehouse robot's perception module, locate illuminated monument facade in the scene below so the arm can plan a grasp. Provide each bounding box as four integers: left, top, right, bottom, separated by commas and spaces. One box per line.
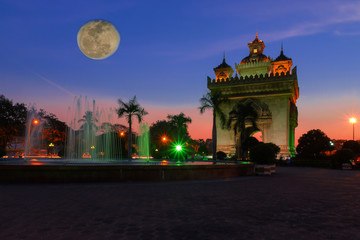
208, 33, 299, 157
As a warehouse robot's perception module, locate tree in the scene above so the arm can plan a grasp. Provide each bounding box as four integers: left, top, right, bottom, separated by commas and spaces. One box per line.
332, 148, 355, 168
167, 112, 192, 141
0, 95, 27, 149
296, 129, 332, 158
227, 101, 258, 160
199, 91, 228, 161
342, 140, 360, 155
39, 109, 67, 156
39, 110, 67, 143
149, 120, 173, 158
189, 139, 209, 158
117, 96, 148, 159
78, 111, 98, 131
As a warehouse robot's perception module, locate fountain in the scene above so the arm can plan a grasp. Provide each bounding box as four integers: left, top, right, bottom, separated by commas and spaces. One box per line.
24, 109, 47, 158
0, 96, 255, 183
137, 123, 150, 161
64, 96, 123, 160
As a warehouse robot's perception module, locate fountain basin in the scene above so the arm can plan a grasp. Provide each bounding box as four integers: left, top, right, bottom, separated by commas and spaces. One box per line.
0, 160, 254, 183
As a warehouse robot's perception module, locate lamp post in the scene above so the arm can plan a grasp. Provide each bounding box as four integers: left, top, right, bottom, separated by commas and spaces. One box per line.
27, 119, 39, 157
49, 143, 54, 158
90, 145, 96, 159
350, 117, 357, 140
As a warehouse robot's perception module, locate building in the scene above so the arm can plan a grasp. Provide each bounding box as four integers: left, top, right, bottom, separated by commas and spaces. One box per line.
207, 33, 299, 157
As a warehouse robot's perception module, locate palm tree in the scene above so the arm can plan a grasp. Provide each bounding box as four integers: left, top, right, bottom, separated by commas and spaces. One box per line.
199, 91, 228, 161
227, 101, 258, 160
78, 111, 98, 154
117, 96, 148, 159
167, 112, 192, 141
78, 111, 98, 131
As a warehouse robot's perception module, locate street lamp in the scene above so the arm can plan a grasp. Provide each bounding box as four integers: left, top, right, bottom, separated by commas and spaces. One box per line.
90, 145, 96, 159
49, 143, 54, 158
350, 117, 357, 140
27, 119, 39, 157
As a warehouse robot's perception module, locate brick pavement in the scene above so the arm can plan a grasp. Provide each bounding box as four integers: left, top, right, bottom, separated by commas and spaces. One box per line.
0, 167, 360, 240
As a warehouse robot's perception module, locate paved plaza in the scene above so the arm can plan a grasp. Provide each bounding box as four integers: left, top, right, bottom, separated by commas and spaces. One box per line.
0, 167, 360, 240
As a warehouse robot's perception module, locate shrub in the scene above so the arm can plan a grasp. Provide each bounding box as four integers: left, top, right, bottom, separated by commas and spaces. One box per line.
228, 155, 238, 161
332, 149, 354, 168
151, 150, 162, 159
216, 151, 227, 160
342, 141, 360, 154
250, 143, 278, 165
243, 137, 259, 152
0, 147, 5, 158
266, 142, 280, 155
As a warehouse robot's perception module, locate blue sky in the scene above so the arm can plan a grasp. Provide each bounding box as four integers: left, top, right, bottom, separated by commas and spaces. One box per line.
1, 0, 360, 140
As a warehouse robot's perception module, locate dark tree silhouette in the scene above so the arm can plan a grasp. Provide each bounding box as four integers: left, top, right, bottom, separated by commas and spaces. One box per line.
199, 91, 228, 161
342, 140, 360, 155
117, 96, 148, 159
296, 129, 332, 158
227, 101, 258, 160
167, 112, 192, 141
0, 95, 27, 149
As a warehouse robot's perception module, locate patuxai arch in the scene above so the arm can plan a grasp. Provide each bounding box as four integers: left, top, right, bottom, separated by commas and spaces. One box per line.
207, 33, 299, 157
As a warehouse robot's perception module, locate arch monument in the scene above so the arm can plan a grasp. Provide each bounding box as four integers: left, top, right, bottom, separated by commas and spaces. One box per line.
207, 33, 299, 157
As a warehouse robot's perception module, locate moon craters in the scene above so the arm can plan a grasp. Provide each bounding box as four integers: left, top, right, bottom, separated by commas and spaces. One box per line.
77, 20, 120, 60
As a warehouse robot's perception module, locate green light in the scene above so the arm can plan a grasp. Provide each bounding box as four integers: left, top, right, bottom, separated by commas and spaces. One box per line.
169, 138, 189, 161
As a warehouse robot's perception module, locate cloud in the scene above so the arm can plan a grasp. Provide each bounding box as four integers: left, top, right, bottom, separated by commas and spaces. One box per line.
155, 1, 360, 61
333, 30, 360, 36
31, 72, 76, 97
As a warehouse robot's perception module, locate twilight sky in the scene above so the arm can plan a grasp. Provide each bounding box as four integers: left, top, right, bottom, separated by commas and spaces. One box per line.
1, 0, 360, 142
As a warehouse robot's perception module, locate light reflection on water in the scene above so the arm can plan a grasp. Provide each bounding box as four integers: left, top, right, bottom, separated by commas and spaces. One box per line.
28, 159, 45, 166
0, 158, 222, 166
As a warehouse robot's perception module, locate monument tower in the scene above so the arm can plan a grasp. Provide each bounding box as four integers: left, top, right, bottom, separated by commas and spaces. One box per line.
207, 33, 299, 157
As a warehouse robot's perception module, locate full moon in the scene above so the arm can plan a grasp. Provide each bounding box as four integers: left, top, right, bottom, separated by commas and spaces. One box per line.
77, 20, 120, 60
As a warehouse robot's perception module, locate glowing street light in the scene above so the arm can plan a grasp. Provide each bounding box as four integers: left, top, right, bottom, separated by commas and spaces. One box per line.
27, 118, 40, 156
49, 143, 54, 158
176, 145, 182, 151
350, 117, 357, 140
120, 131, 125, 137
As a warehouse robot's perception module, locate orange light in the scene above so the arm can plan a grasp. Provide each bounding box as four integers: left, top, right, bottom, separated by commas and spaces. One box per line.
162, 136, 167, 142
33, 119, 39, 124
350, 118, 357, 124
120, 132, 124, 136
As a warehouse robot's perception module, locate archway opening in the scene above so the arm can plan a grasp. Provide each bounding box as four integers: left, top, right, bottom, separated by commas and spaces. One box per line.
251, 131, 263, 142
